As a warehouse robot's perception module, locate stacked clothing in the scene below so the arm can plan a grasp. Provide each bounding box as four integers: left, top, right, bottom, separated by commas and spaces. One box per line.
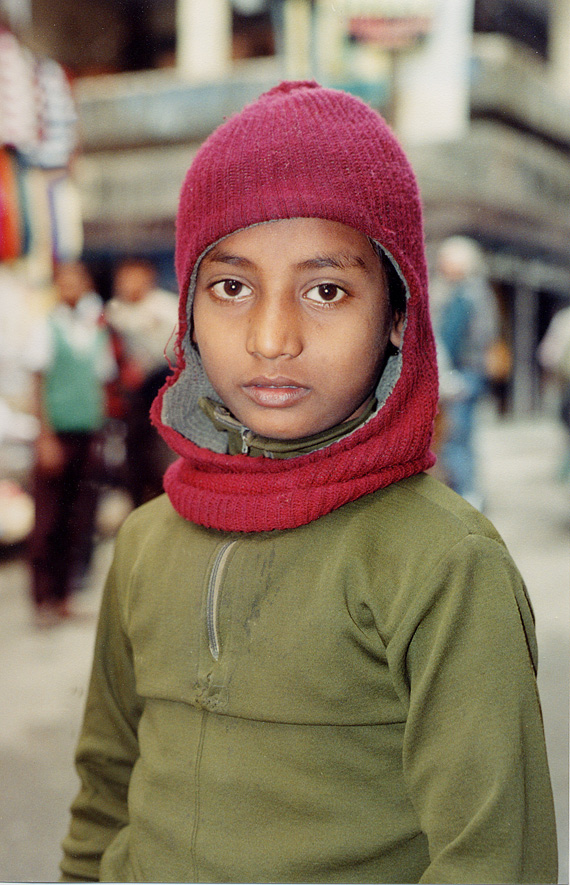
0, 27, 80, 263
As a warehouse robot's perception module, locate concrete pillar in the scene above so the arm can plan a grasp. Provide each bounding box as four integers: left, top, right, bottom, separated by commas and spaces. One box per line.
549, 0, 570, 100
176, 0, 232, 81
283, 0, 313, 79
0, 0, 31, 30
314, 0, 345, 82
394, 0, 474, 143
512, 283, 539, 416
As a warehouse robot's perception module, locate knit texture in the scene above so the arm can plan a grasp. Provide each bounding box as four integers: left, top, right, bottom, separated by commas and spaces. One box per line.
152, 81, 439, 532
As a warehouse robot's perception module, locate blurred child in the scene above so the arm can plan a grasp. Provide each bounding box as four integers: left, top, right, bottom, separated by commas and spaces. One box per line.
105, 257, 178, 505
27, 261, 115, 624
60, 83, 557, 883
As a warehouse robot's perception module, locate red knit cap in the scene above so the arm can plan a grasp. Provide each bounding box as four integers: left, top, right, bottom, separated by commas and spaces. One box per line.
152, 81, 438, 532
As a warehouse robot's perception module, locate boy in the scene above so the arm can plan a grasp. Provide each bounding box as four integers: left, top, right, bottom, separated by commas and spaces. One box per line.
27, 261, 115, 624
60, 82, 557, 883
105, 257, 178, 505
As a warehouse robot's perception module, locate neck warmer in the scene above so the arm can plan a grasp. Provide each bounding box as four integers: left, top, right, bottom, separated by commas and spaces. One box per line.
151, 81, 439, 533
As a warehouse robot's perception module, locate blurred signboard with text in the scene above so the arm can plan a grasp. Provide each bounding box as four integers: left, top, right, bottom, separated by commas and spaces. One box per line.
334, 0, 435, 48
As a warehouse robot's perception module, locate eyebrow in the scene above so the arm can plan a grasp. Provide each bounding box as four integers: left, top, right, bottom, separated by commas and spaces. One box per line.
204, 249, 369, 272
203, 250, 254, 269
296, 254, 368, 272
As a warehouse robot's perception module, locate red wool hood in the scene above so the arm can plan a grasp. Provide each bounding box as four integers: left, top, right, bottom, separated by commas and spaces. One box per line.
152, 81, 438, 532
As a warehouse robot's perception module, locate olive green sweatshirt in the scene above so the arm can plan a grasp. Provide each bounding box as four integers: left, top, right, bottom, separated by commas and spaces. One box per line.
60, 473, 557, 884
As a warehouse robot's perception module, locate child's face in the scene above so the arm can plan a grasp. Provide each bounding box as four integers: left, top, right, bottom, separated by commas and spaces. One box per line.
114, 265, 155, 303
192, 218, 403, 441
55, 263, 90, 307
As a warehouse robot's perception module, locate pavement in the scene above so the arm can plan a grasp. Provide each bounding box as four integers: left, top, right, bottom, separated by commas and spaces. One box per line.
0, 410, 568, 884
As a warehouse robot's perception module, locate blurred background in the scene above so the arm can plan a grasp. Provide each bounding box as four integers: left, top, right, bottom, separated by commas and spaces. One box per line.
0, 0, 568, 881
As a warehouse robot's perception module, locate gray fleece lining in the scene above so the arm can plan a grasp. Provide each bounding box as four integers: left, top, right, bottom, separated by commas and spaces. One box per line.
161, 225, 409, 454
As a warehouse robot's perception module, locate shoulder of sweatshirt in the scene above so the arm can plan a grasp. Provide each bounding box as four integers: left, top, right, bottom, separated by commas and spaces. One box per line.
113, 474, 505, 564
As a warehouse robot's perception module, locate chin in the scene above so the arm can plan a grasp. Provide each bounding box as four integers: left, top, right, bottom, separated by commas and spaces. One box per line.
252, 424, 303, 440
243, 416, 308, 440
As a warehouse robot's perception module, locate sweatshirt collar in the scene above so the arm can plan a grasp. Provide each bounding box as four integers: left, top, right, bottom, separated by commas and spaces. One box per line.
199, 396, 377, 459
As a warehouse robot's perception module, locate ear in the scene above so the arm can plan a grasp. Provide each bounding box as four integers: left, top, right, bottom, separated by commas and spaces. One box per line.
389, 311, 405, 351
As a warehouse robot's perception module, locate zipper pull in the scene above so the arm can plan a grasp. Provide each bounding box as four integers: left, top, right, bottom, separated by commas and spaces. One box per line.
241, 429, 251, 454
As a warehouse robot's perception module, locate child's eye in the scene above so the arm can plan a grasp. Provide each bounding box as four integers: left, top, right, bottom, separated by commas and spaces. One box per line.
211, 279, 253, 299
305, 283, 347, 304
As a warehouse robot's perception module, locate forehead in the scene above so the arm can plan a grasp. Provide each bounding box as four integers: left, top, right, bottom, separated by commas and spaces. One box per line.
200, 218, 379, 267
56, 264, 87, 284
116, 263, 154, 281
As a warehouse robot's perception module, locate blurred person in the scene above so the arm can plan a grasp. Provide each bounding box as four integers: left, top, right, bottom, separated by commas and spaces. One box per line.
428, 336, 468, 484
60, 82, 556, 885
432, 236, 499, 509
537, 303, 570, 481
105, 257, 178, 506
26, 261, 115, 625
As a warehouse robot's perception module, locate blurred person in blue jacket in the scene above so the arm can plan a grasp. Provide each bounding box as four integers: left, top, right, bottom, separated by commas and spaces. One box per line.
537, 304, 570, 482
433, 237, 499, 509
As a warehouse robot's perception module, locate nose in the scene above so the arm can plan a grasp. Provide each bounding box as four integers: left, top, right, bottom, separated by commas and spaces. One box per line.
246, 292, 303, 360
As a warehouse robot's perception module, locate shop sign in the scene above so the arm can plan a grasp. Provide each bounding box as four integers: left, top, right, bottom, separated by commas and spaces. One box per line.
348, 15, 432, 47
335, 0, 435, 48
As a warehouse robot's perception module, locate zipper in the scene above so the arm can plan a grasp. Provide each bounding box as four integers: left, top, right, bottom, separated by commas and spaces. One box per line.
200, 398, 276, 457
206, 540, 238, 660
200, 398, 259, 456
241, 427, 255, 454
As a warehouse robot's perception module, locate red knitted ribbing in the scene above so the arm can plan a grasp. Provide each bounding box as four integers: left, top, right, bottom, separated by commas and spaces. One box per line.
161, 443, 436, 533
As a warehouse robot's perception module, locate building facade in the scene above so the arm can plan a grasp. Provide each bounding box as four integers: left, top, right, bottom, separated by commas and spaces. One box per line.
10, 0, 570, 413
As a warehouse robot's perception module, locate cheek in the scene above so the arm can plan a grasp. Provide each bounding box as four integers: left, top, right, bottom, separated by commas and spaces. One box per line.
195, 337, 227, 382
191, 310, 216, 372
323, 311, 390, 375
192, 311, 244, 392
192, 300, 221, 356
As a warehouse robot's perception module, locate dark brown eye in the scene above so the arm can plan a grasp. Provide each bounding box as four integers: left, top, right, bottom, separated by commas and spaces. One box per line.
223, 280, 243, 296
305, 283, 346, 304
211, 279, 252, 299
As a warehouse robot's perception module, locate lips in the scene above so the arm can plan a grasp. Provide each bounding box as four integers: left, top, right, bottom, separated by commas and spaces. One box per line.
242, 376, 310, 408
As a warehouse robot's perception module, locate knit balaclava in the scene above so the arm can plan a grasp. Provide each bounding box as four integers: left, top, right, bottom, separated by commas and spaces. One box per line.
152, 80, 439, 532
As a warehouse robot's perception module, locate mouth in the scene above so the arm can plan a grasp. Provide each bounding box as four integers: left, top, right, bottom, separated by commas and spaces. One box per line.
242, 376, 310, 408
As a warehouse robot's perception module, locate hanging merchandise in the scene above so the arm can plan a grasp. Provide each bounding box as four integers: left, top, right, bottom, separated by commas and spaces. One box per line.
21, 55, 77, 170
18, 164, 52, 269
0, 27, 37, 153
13, 151, 31, 254
0, 147, 22, 261
47, 172, 84, 263
0, 27, 80, 266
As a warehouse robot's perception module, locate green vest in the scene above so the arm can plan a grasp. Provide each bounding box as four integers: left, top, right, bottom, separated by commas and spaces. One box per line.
45, 318, 106, 433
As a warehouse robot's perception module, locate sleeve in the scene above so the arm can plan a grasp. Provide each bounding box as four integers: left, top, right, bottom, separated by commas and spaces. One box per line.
60, 539, 143, 883
95, 327, 118, 384
397, 534, 558, 885
22, 316, 53, 374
